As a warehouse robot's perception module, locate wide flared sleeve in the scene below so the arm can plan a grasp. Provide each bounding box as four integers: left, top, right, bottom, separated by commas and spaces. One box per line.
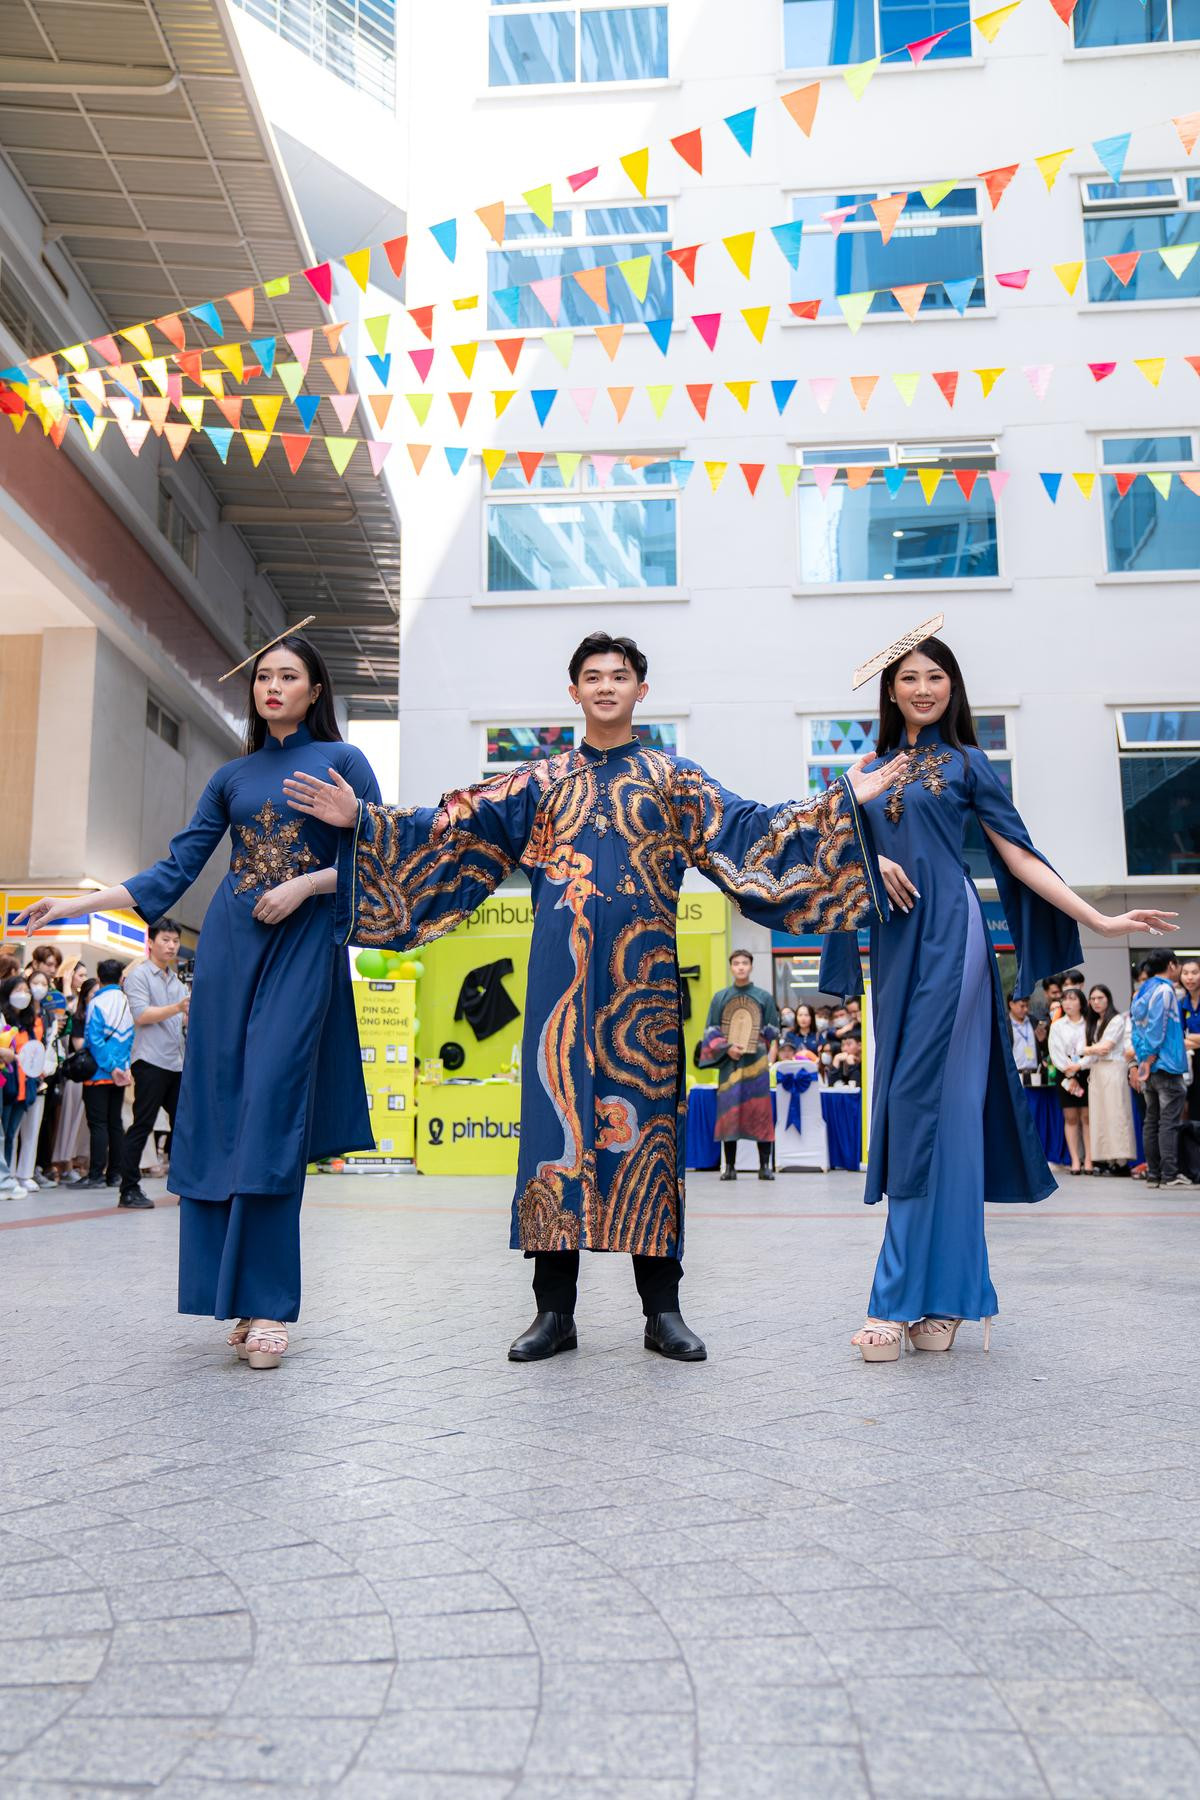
335, 763, 543, 950
967, 748, 1083, 997
673, 762, 885, 937
124, 772, 229, 923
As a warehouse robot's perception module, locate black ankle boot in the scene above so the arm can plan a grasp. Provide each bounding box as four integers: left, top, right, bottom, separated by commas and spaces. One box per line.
508, 1311, 577, 1362
720, 1165, 737, 1180
644, 1311, 707, 1361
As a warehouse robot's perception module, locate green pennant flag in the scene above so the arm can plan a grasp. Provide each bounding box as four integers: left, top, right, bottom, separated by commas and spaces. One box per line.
364, 315, 391, 355
326, 437, 358, 475
837, 291, 876, 333
646, 384, 673, 419
542, 331, 575, 369
615, 255, 652, 303
556, 452, 582, 485
777, 463, 801, 495
405, 393, 433, 424
277, 360, 304, 401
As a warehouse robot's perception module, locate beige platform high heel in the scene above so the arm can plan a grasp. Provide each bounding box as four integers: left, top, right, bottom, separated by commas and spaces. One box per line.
245, 1321, 288, 1370
909, 1316, 995, 1354
851, 1319, 907, 1363
227, 1319, 252, 1360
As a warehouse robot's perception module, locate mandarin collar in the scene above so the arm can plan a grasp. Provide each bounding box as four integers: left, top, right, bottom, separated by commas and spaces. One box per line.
579, 736, 639, 760
910, 720, 947, 750
263, 721, 313, 753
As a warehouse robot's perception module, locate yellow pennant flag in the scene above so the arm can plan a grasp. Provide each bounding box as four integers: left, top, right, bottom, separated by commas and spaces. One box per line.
453, 295, 479, 311
620, 148, 650, 198
704, 461, 728, 492
200, 369, 226, 400
919, 179, 957, 210
343, 248, 371, 292
837, 291, 875, 333
493, 390, 516, 418
646, 384, 673, 419
615, 255, 652, 302
243, 429, 271, 467
78, 415, 108, 450
61, 344, 90, 373
1072, 472, 1096, 498
252, 395, 282, 432
725, 381, 754, 411
723, 232, 756, 278
452, 342, 479, 379
974, 0, 1021, 40
142, 358, 170, 396
556, 452, 582, 485
1148, 471, 1173, 499
843, 55, 881, 100
777, 463, 801, 495
482, 447, 507, 481
1053, 261, 1083, 296
120, 325, 154, 359
9, 411, 27, 434
892, 372, 920, 406
1035, 148, 1074, 191
522, 183, 555, 228
1135, 357, 1166, 388
180, 395, 206, 429
741, 306, 770, 342
975, 367, 1005, 397
917, 468, 944, 505
215, 344, 244, 383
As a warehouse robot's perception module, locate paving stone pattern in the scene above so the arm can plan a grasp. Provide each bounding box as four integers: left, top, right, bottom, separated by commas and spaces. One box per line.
0, 1169, 1197, 1798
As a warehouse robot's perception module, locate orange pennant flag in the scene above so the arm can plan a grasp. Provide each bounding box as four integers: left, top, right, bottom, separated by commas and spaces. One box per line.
608, 387, 633, 422
448, 392, 472, 425
1046, 0, 1078, 21
163, 422, 192, 460
845, 464, 875, 490
620, 148, 650, 197
496, 337, 525, 375
595, 323, 625, 360
892, 283, 927, 320
670, 128, 704, 174
1104, 251, 1140, 286
153, 314, 186, 351
780, 83, 820, 136
517, 450, 543, 483
1180, 471, 1200, 496
476, 202, 506, 244
932, 370, 959, 407
977, 164, 1019, 208
226, 288, 255, 331
215, 396, 243, 429
323, 321, 348, 353
870, 193, 908, 244
408, 304, 435, 341
408, 443, 431, 475
686, 383, 712, 419
321, 355, 351, 393
741, 463, 765, 496
143, 396, 170, 433
849, 375, 878, 411
667, 245, 702, 284
280, 434, 312, 474
573, 266, 610, 312
369, 394, 393, 429
1173, 111, 1200, 155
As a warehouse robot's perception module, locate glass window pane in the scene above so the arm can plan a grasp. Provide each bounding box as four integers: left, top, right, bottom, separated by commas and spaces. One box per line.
973, 714, 1008, 751
1120, 751, 1200, 874
633, 722, 678, 753
1085, 178, 1176, 202
1073, 0, 1167, 45
791, 204, 985, 315
809, 719, 879, 758
487, 725, 575, 763
1104, 480, 1200, 572
580, 6, 668, 80
487, 496, 677, 590
1084, 212, 1200, 303
585, 460, 676, 487
584, 205, 670, 235
878, 0, 970, 58
488, 238, 672, 328
490, 460, 569, 491
783, 0, 876, 65
798, 478, 998, 583
488, 11, 575, 84
1101, 435, 1193, 465
503, 209, 573, 240
1175, 0, 1200, 35
1120, 710, 1200, 744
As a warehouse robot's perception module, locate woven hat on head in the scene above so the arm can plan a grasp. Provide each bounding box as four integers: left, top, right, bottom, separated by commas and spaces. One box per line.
851, 612, 945, 692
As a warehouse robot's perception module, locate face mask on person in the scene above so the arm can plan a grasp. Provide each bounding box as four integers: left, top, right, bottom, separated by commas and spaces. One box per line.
781, 1009, 796, 1028
30, 980, 49, 1000
10, 990, 31, 1011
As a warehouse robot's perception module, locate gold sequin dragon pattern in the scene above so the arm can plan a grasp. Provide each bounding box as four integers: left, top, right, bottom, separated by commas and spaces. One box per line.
232, 799, 319, 894
884, 745, 952, 825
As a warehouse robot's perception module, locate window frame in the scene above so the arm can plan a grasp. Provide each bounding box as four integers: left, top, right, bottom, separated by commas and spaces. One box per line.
146, 694, 183, 754
479, 714, 685, 775
1069, 0, 1199, 54
156, 480, 199, 575
1112, 704, 1200, 880
783, 180, 991, 324
790, 437, 1006, 595
1095, 429, 1200, 579
485, 0, 670, 92
1078, 171, 1200, 311
483, 194, 675, 338
799, 708, 1017, 806
778, 0, 978, 73
479, 450, 687, 606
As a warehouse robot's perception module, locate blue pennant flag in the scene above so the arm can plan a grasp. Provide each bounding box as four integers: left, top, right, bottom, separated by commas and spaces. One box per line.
367, 353, 392, 385
1039, 471, 1062, 504
531, 388, 557, 425
724, 107, 756, 157
444, 446, 468, 475
943, 278, 976, 316
494, 286, 522, 325
189, 301, 224, 337
883, 467, 907, 496
0, 366, 24, 383
769, 220, 805, 268
669, 459, 694, 486
770, 378, 797, 415
250, 335, 277, 378
1092, 132, 1132, 185
72, 399, 96, 427
294, 395, 322, 432
204, 426, 234, 463
646, 316, 673, 355
430, 218, 458, 263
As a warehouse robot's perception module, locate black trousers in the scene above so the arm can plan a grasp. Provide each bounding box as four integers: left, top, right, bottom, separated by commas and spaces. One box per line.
532, 1251, 682, 1318
120, 1060, 181, 1191
722, 1139, 772, 1170
83, 1085, 125, 1181
1144, 1070, 1187, 1181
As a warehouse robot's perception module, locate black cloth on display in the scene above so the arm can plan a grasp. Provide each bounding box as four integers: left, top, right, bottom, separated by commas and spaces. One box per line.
678, 965, 701, 1024
454, 959, 520, 1041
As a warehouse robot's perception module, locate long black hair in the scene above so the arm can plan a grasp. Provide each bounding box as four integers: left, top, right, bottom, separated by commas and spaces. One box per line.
243, 634, 343, 755
0, 974, 34, 1030
1085, 983, 1117, 1044
876, 634, 979, 757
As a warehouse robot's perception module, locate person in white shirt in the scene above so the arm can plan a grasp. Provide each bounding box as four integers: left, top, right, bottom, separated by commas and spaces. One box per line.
1007, 994, 1040, 1086
1049, 986, 1093, 1175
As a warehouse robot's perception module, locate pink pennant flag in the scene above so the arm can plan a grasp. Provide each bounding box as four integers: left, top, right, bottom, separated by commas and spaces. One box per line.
567, 167, 599, 192
570, 387, 597, 421
166, 372, 183, 407
367, 441, 393, 477
409, 348, 435, 383
812, 464, 839, 497
822, 206, 857, 238
330, 394, 360, 430
987, 469, 1011, 500
119, 420, 152, 456
1023, 364, 1054, 399
809, 377, 837, 413
1088, 361, 1117, 382
591, 453, 618, 484
693, 312, 722, 350
995, 269, 1030, 289
285, 329, 313, 371
530, 277, 562, 323
907, 28, 952, 61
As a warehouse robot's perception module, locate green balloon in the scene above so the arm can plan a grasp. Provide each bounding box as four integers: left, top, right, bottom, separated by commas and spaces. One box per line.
355, 949, 388, 979
412, 1016, 420, 1035
409, 960, 425, 980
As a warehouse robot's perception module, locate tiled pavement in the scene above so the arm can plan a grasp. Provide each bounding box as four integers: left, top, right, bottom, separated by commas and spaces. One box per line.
0, 1168, 1198, 1799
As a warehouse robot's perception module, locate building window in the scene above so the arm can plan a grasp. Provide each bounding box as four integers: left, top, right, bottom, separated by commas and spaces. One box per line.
488, 203, 672, 330
157, 483, 198, 574
783, 0, 970, 67
795, 442, 999, 585
486, 455, 680, 593
1116, 710, 1200, 876
146, 695, 182, 753
790, 186, 984, 317
488, 2, 668, 86
1082, 175, 1200, 303
1099, 434, 1200, 572
1073, 0, 1199, 48
804, 711, 1012, 878
483, 718, 678, 776
231, 0, 396, 108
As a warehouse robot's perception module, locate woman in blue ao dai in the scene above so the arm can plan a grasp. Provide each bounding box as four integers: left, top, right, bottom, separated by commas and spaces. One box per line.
819, 630, 1176, 1364
16, 637, 379, 1370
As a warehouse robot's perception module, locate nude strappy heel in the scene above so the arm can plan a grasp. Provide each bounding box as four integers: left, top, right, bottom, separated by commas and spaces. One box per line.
245, 1321, 288, 1370
227, 1318, 252, 1360
909, 1316, 994, 1354
851, 1319, 907, 1363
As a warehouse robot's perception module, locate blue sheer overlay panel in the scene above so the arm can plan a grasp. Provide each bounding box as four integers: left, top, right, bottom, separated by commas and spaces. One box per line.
798, 479, 998, 582
1121, 752, 1200, 874
580, 6, 668, 79
1073, 0, 1169, 45
791, 190, 984, 314
1104, 480, 1200, 571
783, 0, 876, 64
487, 497, 677, 590
1084, 211, 1200, 302
488, 10, 574, 84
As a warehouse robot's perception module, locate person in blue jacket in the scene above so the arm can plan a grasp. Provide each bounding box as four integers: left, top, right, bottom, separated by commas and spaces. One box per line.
820, 619, 1176, 1363
17, 634, 379, 1370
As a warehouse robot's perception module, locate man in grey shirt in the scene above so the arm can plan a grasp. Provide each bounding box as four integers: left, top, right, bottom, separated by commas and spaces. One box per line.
118, 919, 189, 1210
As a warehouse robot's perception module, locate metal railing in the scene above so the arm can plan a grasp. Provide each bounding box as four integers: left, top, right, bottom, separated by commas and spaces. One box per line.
232, 0, 397, 110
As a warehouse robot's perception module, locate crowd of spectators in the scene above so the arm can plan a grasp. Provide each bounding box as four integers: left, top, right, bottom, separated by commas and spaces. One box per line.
776, 998, 864, 1086
0, 922, 187, 1205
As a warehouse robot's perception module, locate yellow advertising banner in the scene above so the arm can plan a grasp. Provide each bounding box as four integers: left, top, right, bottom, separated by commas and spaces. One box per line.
415, 1078, 521, 1177
345, 977, 415, 1164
